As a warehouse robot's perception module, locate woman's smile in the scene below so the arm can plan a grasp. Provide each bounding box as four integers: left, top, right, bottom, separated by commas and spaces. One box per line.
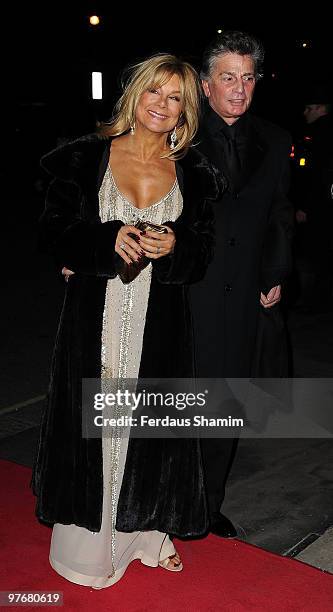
147, 109, 169, 120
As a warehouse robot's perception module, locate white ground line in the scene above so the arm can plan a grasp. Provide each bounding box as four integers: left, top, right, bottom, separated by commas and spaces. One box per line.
283, 532, 321, 557
0, 395, 46, 416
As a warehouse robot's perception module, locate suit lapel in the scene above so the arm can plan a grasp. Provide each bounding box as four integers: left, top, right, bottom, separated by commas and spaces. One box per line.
197, 111, 267, 194
236, 116, 267, 192
196, 125, 225, 170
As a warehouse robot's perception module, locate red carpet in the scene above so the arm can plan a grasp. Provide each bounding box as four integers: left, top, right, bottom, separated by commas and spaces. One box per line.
1, 459, 333, 611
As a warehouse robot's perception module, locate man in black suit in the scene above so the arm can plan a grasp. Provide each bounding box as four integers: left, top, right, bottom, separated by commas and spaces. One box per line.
191, 31, 293, 537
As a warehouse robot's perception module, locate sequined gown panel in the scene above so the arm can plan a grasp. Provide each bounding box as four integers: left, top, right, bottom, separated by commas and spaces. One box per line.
49, 165, 183, 588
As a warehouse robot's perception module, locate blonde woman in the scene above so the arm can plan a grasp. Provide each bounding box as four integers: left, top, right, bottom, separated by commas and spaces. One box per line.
31, 53, 225, 588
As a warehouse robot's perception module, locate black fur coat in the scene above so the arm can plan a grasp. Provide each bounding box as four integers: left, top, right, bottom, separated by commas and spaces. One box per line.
30, 133, 223, 536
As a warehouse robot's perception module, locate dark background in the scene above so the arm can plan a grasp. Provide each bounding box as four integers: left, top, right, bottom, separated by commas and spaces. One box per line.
1, 7, 333, 563
4, 7, 333, 158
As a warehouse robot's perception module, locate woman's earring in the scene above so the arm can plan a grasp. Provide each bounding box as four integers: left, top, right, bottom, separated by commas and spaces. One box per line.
130, 122, 135, 135
170, 127, 177, 150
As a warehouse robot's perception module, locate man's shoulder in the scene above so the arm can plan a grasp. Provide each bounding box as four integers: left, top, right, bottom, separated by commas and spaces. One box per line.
198, 109, 291, 145
311, 115, 333, 143
249, 114, 291, 146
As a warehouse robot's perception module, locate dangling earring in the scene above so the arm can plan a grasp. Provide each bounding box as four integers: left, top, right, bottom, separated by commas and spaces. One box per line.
130, 122, 135, 135
170, 126, 177, 150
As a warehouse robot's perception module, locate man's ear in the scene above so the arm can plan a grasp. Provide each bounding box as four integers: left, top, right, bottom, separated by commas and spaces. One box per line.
202, 80, 210, 98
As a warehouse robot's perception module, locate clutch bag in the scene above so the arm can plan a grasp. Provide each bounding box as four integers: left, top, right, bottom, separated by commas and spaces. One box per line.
115, 219, 168, 284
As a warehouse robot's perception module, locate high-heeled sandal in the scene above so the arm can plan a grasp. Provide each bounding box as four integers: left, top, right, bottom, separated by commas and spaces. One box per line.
158, 551, 183, 572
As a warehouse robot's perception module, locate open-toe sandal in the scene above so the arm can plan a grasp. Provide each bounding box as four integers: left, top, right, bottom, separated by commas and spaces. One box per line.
158, 552, 183, 572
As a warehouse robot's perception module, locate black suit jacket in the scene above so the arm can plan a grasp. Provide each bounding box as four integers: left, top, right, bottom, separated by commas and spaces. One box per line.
190, 108, 294, 377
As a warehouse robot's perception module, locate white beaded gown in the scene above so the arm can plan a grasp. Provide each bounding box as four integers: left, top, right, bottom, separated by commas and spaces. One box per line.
49, 164, 183, 588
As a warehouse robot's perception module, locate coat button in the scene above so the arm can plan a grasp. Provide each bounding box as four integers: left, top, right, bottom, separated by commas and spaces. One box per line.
228, 237, 236, 246
224, 284, 232, 292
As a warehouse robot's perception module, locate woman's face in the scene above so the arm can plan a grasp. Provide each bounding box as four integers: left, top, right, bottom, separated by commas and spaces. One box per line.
135, 73, 183, 135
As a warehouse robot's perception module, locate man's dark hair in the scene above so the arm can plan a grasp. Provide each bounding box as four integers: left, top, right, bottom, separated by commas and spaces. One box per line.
201, 30, 265, 81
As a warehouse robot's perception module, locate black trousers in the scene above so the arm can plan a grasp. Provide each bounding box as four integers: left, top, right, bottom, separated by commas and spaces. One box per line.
200, 437, 239, 521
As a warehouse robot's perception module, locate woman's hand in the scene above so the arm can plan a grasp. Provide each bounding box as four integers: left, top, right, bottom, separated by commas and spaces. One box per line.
115, 225, 144, 264
139, 226, 176, 259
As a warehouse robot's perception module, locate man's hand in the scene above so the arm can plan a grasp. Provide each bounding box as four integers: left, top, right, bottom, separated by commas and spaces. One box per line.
260, 285, 281, 308
62, 267, 75, 282
296, 209, 307, 223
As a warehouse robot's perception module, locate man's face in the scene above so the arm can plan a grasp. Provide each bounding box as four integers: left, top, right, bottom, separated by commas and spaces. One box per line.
304, 104, 325, 124
202, 53, 256, 125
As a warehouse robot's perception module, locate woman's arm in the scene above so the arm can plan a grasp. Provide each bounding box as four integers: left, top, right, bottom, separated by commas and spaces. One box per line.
150, 197, 215, 285
39, 177, 124, 277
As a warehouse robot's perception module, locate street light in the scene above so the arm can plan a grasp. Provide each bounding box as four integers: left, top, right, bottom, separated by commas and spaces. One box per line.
89, 15, 100, 26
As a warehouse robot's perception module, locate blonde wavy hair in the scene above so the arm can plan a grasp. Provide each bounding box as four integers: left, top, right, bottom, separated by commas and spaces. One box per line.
99, 53, 202, 159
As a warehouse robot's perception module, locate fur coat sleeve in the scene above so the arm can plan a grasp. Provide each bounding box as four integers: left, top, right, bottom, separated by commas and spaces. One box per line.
153, 150, 225, 284
39, 177, 124, 276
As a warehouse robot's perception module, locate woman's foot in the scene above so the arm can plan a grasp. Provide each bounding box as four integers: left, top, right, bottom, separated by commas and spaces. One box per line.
158, 551, 183, 572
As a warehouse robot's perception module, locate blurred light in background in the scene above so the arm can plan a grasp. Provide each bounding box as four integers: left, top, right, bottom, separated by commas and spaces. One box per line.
89, 15, 100, 26
299, 157, 306, 166
92, 72, 102, 99
217, 29, 222, 34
